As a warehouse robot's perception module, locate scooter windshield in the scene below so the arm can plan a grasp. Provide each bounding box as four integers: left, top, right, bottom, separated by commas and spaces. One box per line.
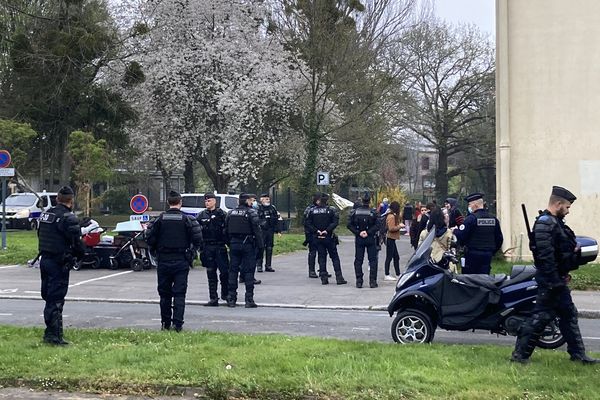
405, 229, 435, 271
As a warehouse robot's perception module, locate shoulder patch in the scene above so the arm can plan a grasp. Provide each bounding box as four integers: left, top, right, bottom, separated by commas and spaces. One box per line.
459, 224, 465, 231
39, 212, 56, 224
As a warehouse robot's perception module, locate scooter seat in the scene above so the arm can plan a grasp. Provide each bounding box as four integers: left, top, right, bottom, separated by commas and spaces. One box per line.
499, 265, 537, 288
452, 274, 506, 290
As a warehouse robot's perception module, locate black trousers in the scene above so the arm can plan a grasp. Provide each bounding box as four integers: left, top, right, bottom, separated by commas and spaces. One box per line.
315, 237, 343, 278
256, 230, 275, 269
40, 255, 70, 339
463, 249, 493, 274
200, 244, 229, 301
157, 259, 189, 329
228, 241, 257, 302
307, 240, 317, 272
384, 238, 400, 276
514, 285, 586, 358
354, 237, 379, 283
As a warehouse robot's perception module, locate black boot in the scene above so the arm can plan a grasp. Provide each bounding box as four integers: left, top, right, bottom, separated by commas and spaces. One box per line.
161, 322, 171, 331
245, 293, 257, 308
254, 278, 262, 285
204, 299, 219, 307
57, 313, 69, 345
321, 276, 329, 285
227, 295, 237, 308
370, 281, 378, 288
570, 354, 600, 364
356, 279, 363, 288
265, 266, 275, 272
257, 264, 263, 273
336, 275, 347, 285
308, 269, 318, 278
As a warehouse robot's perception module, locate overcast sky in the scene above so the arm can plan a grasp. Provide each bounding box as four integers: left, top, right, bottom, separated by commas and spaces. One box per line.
433, 0, 495, 38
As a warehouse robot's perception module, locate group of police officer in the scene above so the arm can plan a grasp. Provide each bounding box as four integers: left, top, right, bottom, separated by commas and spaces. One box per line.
35, 184, 599, 364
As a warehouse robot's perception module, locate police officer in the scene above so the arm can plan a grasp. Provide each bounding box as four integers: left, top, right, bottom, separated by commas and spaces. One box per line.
197, 193, 229, 306
255, 193, 280, 273
305, 193, 347, 285
453, 193, 503, 274
225, 193, 263, 308
511, 186, 598, 364
146, 190, 202, 332
38, 186, 84, 345
303, 193, 321, 278
347, 193, 380, 288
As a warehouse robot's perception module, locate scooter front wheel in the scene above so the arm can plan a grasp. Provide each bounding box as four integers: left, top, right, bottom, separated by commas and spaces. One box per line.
391, 309, 435, 344
537, 317, 566, 349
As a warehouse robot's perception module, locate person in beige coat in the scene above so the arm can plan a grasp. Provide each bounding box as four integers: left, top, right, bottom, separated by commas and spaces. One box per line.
418, 206, 458, 272
384, 201, 404, 280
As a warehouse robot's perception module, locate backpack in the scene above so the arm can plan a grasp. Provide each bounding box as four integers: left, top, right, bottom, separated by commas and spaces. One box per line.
377, 211, 390, 246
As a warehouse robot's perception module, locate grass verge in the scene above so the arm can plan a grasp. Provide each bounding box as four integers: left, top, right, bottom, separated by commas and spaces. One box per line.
0, 326, 598, 399
492, 260, 600, 291
0, 231, 306, 266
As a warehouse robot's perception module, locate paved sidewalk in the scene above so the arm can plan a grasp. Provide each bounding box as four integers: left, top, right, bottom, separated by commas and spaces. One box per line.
1, 235, 600, 317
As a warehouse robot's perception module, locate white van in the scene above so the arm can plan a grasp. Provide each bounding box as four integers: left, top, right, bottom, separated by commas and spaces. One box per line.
180, 193, 240, 217
0, 191, 58, 230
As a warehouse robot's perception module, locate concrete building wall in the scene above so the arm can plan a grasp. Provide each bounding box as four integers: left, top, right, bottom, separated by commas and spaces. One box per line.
497, 0, 600, 259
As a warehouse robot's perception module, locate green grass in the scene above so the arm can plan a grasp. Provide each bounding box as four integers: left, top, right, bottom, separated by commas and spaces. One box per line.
492, 260, 600, 291
0, 326, 598, 399
0, 231, 305, 266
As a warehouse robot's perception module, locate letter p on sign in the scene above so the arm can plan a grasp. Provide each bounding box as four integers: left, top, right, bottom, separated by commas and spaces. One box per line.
316, 171, 330, 185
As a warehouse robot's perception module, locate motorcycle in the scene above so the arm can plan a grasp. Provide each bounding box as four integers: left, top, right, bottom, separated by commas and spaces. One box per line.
387, 229, 598, 346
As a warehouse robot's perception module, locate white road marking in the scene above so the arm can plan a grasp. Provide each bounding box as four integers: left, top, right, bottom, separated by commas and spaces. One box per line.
24, 291, 40, 294
583, 337, 600, 340
0, 265, 20, 269
95, 316, 123, 320
351, 327, 371, 331
69, 271, 133, 287
0, 288, 18, 293
0, 313, 13, 316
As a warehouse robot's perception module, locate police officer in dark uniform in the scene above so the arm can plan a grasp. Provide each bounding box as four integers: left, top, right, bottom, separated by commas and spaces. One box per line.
303, 193, 321, 278
197, 193, 229, 306
225, 193, 263, 308
453, 193, 503, 274
255, 193, 280, 273
146, 190, 202, 332
305, 193, 347, 285
511, 186, 598, 364
347, 193, 380, 288
38, 186, 84, 345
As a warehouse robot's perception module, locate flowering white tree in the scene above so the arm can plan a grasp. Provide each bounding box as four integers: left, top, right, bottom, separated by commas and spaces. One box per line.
123, 0, 303, 192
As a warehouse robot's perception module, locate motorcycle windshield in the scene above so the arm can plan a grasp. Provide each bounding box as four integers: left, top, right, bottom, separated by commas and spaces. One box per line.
405, 229, 435, 271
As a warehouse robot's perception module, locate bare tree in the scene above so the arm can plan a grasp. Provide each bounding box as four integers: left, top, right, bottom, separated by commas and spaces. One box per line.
390, 19, 495, 200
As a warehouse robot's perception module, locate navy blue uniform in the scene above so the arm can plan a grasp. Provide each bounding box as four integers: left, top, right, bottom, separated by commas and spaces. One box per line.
146, 208, 202, 330
513, 211, 590, 361
347, 206, 381, 287
38, 203, 83, 344
256, 204, 280, 272
225, 204, 263, 307
305, 205, 346, 285
303, 204, 318, 278
454, 208, 503, 274
197, 208, 229, 304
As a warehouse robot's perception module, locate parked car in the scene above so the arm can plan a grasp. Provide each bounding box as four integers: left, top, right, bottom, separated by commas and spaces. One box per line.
0, 191, 57, 230
180, 193, 239, 217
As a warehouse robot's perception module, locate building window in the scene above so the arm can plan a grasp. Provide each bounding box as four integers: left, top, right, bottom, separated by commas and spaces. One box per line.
421, 157, 430, 170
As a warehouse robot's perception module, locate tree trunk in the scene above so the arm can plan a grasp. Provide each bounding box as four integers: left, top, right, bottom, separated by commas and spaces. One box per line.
184, 159, 195, 193
435, 144, 449, 201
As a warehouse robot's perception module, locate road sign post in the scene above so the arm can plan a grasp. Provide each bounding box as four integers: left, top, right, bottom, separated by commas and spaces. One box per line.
0, 150, 11, 250
316, 171, 330, 186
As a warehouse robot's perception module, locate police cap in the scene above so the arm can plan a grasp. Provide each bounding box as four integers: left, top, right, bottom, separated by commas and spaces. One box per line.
551, 186, 577, 203
260, 193, 270, 198
465, 192, 484, 203
58, 186, 74, 195
204, 192, 216, 200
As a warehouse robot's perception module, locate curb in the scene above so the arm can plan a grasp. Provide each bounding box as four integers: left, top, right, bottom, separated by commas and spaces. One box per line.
2, 295, 599, 318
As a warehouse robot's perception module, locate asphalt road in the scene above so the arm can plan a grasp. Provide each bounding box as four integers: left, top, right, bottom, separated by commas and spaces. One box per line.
3, 299, 600, 351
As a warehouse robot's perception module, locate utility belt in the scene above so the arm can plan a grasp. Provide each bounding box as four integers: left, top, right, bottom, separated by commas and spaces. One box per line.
204, 241, 226, 247
40, 251, 76, 268
229, 234, 254, 244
